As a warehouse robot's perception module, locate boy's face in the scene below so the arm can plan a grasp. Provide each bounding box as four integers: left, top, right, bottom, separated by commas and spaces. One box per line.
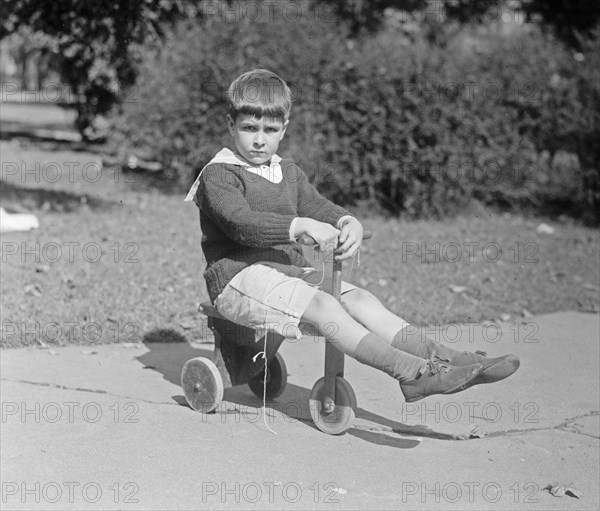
227, 114, 288, 165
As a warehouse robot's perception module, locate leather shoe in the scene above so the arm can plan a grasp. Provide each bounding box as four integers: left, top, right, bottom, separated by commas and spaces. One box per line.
400, 357, 483, 403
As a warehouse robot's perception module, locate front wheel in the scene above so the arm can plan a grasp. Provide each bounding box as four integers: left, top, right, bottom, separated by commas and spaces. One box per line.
309, 376, 357, 435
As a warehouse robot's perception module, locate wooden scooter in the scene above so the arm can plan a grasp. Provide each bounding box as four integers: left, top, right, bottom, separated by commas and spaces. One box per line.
181, 231, 371, 435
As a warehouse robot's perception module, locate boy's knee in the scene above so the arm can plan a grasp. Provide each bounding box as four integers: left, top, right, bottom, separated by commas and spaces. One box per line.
342, 288, 379, 312
307, 291, 342, 316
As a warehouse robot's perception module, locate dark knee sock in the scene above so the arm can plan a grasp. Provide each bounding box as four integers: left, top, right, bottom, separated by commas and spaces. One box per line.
353, 333, 427, 383
391, 327, 459, 360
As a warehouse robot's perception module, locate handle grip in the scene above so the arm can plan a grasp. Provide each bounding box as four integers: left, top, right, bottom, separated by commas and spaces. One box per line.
298, 230, 372, 247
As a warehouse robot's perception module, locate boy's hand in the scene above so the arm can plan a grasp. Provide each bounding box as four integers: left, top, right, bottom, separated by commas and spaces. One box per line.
296, 218, 340, 251
335, 217, 363, 261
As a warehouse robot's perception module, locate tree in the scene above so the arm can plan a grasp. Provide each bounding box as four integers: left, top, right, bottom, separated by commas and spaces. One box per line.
313, 0, 426, 31
319, 0, 600, 45
522, 0, 600, 49
1, 0, 199, 140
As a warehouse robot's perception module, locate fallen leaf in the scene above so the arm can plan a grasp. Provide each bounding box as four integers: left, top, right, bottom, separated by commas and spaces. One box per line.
61, 276, 76, 289
80, 350, 98, 355
469, 426, 487, 438
580, 282, 598, 290
449, 285, 467, 294
24, 284, 42, 297
543, 482, 583, 499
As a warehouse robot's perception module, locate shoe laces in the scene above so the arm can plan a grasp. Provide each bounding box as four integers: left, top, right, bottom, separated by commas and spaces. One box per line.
456, 350, 488, 363
424, 355, 450, 376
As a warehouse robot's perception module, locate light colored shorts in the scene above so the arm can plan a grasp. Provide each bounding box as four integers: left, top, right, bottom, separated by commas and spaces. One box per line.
214, 264, 356, 342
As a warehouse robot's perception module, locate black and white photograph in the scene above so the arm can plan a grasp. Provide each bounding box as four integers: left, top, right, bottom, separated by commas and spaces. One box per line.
1, 1, 599, 509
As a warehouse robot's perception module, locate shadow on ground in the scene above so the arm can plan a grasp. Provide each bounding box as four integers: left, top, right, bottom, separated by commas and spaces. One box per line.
138, 328, 467, 448
0, 180, 116, 212
0, 121, 81, 143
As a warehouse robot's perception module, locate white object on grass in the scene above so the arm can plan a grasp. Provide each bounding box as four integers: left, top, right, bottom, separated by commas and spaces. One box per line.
0, 207, 39, 232
536, 222, 555, 235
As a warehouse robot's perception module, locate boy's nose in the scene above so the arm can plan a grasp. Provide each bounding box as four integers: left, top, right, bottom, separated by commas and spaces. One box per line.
253, 132, 265, 147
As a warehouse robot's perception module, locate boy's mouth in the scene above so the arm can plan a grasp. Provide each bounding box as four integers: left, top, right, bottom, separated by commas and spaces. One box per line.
249, 152, 268, 159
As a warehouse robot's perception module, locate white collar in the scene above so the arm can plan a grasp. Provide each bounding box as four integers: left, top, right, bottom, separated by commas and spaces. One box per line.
184, 148, 283, 202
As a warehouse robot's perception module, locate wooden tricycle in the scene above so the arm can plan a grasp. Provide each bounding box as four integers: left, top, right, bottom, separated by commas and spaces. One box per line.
181, 231, 371, 435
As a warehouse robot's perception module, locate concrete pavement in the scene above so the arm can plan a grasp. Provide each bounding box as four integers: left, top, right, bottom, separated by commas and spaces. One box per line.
1, 311, 598, 510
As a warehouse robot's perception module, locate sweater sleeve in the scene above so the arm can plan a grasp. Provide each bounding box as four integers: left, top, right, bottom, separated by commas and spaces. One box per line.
295, 164, 350, 226
196, 165, 296, 247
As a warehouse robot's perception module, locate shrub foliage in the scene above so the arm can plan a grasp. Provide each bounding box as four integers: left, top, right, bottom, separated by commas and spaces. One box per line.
111, 5, 599, 223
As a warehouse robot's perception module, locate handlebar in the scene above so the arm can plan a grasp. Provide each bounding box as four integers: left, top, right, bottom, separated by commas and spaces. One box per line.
298, 230, 372, 247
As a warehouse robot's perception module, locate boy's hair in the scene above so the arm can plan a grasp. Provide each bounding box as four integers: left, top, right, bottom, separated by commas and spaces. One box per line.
226, 69, 292, 121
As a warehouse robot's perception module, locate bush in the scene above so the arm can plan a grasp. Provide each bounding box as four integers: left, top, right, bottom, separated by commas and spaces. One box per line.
109, 3, 599, 223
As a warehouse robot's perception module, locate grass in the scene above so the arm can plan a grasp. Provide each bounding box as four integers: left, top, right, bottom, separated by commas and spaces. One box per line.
1, 136, 599, 348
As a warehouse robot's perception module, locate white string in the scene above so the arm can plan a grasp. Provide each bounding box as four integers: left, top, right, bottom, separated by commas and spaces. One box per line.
304, 245, 360, 289
249, 243, 359, 435
243, 241, 361, 435
348, 248, 360, 275
252, 335, 277, 435
305, 260, 326, 288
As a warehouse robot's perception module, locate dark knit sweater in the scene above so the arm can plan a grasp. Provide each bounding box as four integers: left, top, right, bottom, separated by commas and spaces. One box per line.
194, 159, 350, 302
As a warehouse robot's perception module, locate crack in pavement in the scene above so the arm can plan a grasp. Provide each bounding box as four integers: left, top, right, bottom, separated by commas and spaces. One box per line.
0, 378, 177, 406
4, 378, 598, 440
386, 411, 600, 441
484, 410, 600, 439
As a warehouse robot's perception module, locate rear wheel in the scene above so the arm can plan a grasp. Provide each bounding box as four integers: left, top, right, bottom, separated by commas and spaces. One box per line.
248, 352, 288, 400
181, 357, 224, 413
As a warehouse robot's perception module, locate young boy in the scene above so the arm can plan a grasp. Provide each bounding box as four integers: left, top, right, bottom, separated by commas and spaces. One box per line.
185, 69, 519, 402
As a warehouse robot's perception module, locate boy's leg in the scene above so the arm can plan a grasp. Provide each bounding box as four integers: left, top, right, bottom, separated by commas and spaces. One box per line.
341, 288, 520, 385
301, 290, 483, 401
301, 290, 425, 381
340, 287, 411, 345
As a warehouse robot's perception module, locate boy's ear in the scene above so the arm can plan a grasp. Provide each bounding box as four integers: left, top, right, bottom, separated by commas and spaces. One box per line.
226, 114, 235, 136
279, 119, 289, 140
